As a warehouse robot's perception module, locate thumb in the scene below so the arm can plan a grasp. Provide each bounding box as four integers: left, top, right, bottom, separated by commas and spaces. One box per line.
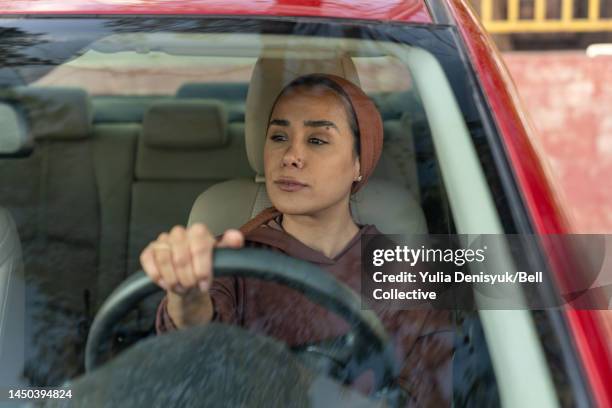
216, 229, 245, 249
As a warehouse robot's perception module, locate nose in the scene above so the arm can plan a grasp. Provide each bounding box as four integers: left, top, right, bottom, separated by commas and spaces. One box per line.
281, 141, 305, 169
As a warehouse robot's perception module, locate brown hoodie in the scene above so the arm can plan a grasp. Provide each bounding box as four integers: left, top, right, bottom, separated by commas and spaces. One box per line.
156, 214, 452, 407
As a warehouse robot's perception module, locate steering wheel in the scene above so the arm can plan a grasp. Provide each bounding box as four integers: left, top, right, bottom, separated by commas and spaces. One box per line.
85, 248, 403, 403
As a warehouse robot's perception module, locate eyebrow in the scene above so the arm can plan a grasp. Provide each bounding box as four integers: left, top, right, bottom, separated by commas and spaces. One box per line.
269, 119, 290, 126
269, 118, 339, 132
304, 120, 339, 131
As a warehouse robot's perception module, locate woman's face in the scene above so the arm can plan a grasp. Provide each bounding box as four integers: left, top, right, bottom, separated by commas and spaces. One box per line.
264, 85, 360, 216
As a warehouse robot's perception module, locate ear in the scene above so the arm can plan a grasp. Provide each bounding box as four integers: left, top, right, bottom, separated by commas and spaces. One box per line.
352, 155, 361, 180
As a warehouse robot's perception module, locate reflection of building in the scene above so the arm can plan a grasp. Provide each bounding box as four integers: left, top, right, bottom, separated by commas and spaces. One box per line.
470, 0, 612, 49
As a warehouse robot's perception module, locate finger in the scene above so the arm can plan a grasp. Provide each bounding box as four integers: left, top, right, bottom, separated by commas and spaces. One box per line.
187, 224, 216, 292
140, 245, 163, 288
169, 225, 187, 241
167, 226, 198, 291
170, 237, 197, 290
216, 229, 245, 249
155, 244, 178, 292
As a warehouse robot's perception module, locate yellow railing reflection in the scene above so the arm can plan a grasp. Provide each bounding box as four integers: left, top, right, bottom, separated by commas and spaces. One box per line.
478, 0, 612, 33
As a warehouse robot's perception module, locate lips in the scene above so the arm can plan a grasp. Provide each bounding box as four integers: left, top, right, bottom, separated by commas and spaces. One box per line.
274, 178, 307, 192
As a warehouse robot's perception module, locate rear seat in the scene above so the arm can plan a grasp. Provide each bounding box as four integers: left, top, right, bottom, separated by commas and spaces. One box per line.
0, 86, 137, 385
92, 95, 174, 124
127, 99, 254, 273
1, 88, 258, 384
176, 82, 247, 122
91, 122, 139, 299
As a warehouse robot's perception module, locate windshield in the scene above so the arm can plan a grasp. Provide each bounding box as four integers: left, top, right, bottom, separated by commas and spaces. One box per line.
0, 17, 508, 407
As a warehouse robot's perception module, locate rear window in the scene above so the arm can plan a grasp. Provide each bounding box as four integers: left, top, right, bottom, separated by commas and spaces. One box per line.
35, 52, 256, 95
31, 53, 411, 96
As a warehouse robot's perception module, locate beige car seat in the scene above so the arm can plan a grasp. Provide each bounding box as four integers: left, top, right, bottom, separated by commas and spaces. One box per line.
188, 56, 427, 235
128, 100, 254, 273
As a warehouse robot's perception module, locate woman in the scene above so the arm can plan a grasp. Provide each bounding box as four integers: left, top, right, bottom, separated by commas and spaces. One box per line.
140, 73, 452, 406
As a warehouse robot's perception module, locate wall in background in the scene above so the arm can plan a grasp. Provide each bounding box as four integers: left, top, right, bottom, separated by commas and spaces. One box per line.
504, 51, 612, 232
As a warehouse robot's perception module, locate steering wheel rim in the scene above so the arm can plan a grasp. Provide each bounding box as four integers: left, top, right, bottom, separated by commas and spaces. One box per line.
85, 248, 398, 392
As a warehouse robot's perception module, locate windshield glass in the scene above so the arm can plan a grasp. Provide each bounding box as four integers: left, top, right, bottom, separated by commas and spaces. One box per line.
0, 17, 504, 407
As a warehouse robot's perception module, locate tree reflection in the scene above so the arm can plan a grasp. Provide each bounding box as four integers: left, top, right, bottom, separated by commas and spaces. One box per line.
0, 27, 55, 67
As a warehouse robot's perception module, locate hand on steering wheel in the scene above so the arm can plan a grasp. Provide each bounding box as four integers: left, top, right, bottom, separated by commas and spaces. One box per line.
86, 248, 404, 404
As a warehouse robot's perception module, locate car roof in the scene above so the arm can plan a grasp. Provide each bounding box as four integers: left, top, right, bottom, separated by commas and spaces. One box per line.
0, 0, 432, 23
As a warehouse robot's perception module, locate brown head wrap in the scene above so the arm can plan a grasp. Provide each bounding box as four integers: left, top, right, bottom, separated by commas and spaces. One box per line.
319, 73, 384, 194
240, 73, 384, 235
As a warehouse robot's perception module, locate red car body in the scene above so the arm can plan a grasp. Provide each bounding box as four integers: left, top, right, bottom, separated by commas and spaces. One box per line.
1, 0, 610, 405
2, 0, 431, 22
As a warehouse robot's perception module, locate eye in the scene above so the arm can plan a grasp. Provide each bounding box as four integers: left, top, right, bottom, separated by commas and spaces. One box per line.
308, 137, 328, 145
270, 134, 287, 142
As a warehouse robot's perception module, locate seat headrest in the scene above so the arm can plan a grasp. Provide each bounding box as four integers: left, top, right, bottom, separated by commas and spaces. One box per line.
245, 56, 360, 175
0, 102, 29, 154
176, 83, 248, 101
14, 86, 92, 140
143, 100, 228, 149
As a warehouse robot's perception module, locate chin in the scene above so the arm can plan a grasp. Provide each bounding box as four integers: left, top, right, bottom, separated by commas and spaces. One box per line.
269, 198, 316, 216
270, 193, 349, 218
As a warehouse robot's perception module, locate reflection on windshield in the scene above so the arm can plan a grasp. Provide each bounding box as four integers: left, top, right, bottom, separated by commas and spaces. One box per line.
0, 17, 501, 406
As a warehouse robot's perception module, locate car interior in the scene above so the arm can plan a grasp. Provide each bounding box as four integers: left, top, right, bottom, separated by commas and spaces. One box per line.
0, 18, 576, 406
0, 31, 556, 407
0, 36, 443, 387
